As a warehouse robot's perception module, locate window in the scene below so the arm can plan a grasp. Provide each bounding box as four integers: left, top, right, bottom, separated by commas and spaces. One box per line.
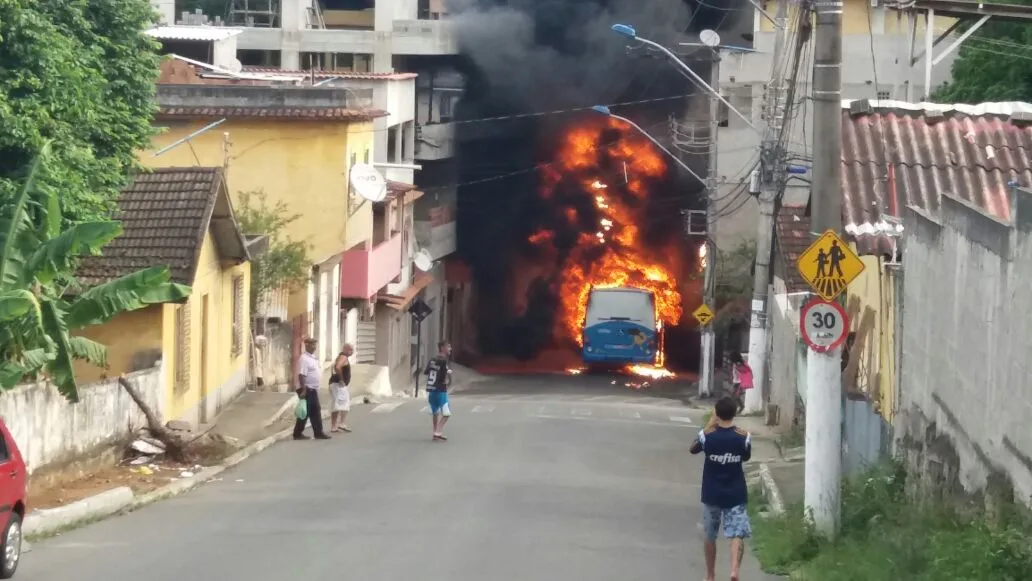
439, 95, 455, 121
231, 275, 245, 357
876, 90, 891, 100
0, 432, 10, 463
174, 305, 191, 394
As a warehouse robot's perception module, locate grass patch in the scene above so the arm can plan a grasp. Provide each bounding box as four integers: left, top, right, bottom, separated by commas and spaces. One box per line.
749, 462, 1032, 581
776, 423, 804, 451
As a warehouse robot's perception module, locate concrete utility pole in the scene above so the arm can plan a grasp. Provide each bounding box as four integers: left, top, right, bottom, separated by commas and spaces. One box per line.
806, 0, 844, 538
743, 0, 789, 415
699, 49, 721, 399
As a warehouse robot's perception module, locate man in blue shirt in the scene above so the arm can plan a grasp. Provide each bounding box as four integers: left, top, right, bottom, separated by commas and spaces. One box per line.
690, 396, 752, 581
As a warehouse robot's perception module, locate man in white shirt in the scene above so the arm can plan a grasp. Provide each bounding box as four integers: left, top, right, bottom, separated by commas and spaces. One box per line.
294, 338, 330, 440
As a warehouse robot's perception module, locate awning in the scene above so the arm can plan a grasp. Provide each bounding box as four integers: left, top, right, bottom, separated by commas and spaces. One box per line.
377, 272, 434, 311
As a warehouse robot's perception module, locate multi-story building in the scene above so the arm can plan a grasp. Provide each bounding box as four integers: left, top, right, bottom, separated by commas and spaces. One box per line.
708, 0, 959, 248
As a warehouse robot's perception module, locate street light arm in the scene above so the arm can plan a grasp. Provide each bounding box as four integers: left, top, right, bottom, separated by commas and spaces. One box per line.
609, 113, 707, 187
630, 35, 760, 135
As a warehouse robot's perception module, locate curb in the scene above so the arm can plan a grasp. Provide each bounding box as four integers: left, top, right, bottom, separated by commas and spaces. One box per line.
261, 397, 297, 429
758, 463, 786, 516
24, 407, 344, 540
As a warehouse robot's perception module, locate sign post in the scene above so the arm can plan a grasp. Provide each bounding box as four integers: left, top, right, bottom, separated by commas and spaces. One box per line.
796, 229, 865, 302
408, 298, 433, 397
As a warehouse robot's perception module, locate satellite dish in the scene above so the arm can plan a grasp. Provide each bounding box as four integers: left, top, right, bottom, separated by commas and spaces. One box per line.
227, 58, 243, 73
349, 163, 387, 202
700, 29, 721, 48
413, 248, 435, 272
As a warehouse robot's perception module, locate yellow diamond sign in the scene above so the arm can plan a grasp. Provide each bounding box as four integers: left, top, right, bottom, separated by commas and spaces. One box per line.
796, 229, 865, 301
693, 304, 714, 326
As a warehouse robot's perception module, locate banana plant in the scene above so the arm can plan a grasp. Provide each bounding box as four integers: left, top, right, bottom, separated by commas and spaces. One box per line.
0, 143, 192, 402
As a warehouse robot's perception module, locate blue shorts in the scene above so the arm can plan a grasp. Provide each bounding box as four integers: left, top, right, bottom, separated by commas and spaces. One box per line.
427, 391, 451, 416
701, 503, 751, 541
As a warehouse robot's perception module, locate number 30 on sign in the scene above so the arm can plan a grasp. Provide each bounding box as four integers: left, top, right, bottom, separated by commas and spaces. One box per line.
799, 297, 849, 353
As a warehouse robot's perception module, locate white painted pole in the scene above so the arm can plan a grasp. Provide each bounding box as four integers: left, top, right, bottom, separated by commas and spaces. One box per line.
806, 0, 844, 538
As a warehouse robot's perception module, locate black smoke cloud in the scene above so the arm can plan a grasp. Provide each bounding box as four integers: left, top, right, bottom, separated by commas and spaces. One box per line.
447, 0, 696, 111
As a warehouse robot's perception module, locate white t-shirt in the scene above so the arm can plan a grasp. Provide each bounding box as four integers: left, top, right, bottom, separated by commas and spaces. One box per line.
299, 352, 321, 390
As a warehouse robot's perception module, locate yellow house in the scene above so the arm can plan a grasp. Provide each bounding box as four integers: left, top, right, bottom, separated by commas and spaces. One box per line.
148, 73, 384, 329
75, 167, 252, 426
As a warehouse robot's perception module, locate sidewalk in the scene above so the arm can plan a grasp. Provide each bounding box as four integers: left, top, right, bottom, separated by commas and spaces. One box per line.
24, 368, 392, 540
734, 414, 805, 510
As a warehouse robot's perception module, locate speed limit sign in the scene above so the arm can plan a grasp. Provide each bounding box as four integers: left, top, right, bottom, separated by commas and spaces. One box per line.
799, 297, 849, 353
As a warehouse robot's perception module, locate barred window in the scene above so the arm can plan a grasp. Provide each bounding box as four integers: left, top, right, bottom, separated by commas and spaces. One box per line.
231, 275, 244, 357
174, 305, 190, 393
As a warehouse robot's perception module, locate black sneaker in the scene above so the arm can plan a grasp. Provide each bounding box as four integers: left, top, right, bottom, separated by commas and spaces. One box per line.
293, 434, 311, 440
315, 434, 332, 440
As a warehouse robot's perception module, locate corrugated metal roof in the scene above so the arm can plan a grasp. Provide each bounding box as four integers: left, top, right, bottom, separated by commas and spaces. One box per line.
841, 99, 1032, 254
242, 67, 418, 81
146, 26, 243, 42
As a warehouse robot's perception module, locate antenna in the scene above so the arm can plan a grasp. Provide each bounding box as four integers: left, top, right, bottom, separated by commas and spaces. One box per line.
413, 248, 434, 272
349, 163, 387, 203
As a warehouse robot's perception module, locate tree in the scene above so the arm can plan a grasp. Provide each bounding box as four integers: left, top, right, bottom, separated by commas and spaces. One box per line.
0, 0, 161, 224
234, 190, 312, 313
0, 144, 192, 403
933, 13, 1032, 103
712, 239, 755, 339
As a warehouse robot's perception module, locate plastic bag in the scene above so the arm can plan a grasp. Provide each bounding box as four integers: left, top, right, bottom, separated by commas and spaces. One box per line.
294, 397, 308, 420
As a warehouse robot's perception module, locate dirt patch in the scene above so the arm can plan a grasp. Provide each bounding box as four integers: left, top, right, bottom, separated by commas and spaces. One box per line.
27, 436, 238, 513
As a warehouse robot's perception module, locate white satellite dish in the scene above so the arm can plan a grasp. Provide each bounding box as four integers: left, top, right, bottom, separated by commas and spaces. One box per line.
700, 29, 721, 48
413, 248, 435, 272
227, 58, 244, 73
349, 163, 387, 202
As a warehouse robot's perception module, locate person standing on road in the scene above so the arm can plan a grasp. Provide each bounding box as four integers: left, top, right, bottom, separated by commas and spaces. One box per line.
690, 396, 752, 581
728, 352, 753, 414
425, 341, 453, 441
329, 343, 354, 433
294, 338, 331, 440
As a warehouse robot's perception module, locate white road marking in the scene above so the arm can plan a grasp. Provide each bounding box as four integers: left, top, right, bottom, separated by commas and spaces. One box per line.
585, 395, 616, 402
471, 405, 495, 413
669, 416, 694, 424
371, 402, 404, 413
620, 409, 642, 419
530, 414, 693, 428
571, 408, 592, 416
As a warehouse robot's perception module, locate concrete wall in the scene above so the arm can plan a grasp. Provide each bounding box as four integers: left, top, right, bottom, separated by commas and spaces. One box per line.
73, 305, 164, 384
254, 319, 293, 389
896, 187, 1032, 506
766, 279, 806, 432
3, 368, 163, 474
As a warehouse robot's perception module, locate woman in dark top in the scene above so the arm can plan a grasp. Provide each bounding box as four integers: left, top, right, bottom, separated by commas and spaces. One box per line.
329, 344, 354, 433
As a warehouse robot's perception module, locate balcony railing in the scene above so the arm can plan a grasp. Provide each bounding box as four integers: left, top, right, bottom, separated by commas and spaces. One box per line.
339, 234, 403, 299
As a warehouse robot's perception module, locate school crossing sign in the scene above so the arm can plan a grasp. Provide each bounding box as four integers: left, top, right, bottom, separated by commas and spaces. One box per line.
796, 229, 865, 301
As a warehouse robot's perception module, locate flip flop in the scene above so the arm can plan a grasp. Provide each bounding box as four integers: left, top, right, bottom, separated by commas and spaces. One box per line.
341, 426, 352, 433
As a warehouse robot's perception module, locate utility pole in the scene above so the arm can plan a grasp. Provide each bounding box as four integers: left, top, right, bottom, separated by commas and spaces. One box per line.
806, 0, 844, 538
699, 48, 721, 398
743, 0, 789, 415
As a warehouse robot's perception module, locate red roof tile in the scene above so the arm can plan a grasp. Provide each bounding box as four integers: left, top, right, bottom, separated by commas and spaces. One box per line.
842, 99, 1032, 254
156, 105, 387, 121
775, 204, 811, 292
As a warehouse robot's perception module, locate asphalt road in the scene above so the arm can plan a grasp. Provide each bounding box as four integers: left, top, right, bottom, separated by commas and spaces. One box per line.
21, 376, 778, 581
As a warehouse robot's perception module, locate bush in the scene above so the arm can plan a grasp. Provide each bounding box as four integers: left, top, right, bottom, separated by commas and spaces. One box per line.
750, 462, 1032, 581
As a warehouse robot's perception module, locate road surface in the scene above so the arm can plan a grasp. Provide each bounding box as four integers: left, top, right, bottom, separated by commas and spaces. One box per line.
21, 376, 778, 580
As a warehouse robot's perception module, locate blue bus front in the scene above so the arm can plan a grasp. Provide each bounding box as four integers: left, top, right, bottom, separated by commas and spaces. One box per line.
580, 287, 659, 365
582, 320, 658, 364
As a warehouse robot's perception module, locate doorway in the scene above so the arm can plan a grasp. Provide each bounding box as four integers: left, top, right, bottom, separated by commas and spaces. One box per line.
199, 294, 210, 424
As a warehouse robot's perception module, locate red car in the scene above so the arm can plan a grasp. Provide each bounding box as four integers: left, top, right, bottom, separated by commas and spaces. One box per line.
0, 420, 26, 578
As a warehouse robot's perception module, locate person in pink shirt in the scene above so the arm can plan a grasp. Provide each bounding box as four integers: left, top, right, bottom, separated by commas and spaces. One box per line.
728, 352, 753, 414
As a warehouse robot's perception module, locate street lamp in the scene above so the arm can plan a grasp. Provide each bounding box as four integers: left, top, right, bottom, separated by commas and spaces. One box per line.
610, 24, 758, 134
590, 105, 706, 187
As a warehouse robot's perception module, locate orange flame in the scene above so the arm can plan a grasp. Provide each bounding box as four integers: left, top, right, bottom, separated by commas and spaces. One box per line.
534, 117, 683, 360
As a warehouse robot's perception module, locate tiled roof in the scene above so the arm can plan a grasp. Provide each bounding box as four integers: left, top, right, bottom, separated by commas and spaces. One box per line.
242, 66, 418, 81
156, 105, 387, 121
77, 168, 247, 288
775, 204, 811, 292
842, 99, 1032, 254
386, 180, 417, 195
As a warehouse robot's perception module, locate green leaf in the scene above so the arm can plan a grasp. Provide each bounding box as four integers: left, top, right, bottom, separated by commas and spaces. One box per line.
0, 349, 51, 391
65, 265, 192, 330
28, 221, 123, 285
0, 289, 39, 323
68, 336, 107, 368
40, 301, 79, 403
0, 141, 49, 291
